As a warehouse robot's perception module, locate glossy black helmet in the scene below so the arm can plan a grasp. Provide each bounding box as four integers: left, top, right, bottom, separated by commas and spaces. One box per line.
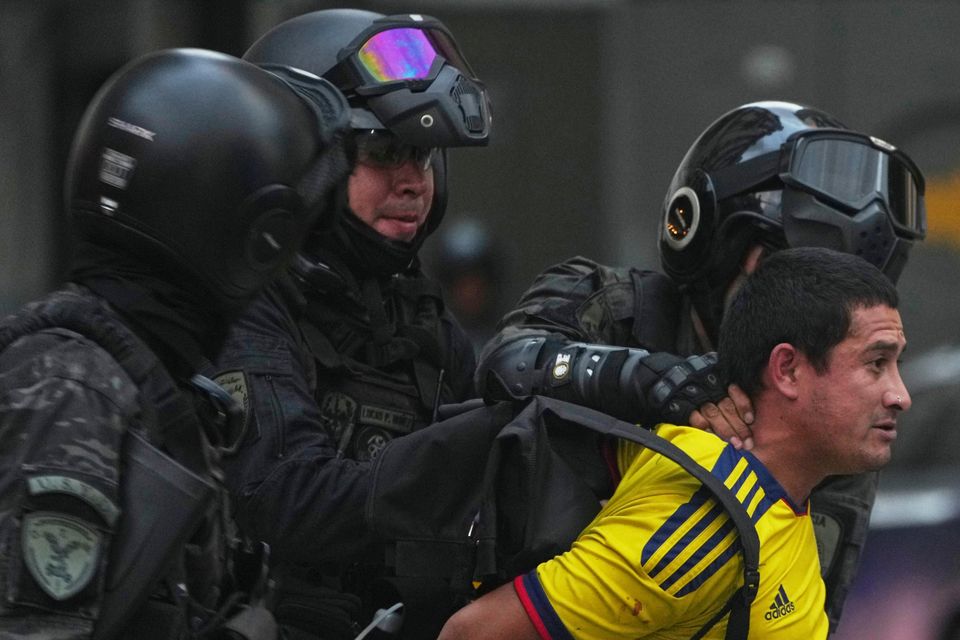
66, 48, 351, 311
659, 100, 926, 335
244, 9, 491, 274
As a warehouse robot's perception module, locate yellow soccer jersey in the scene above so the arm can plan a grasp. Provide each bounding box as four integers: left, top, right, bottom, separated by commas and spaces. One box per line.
514, 424, 828, 639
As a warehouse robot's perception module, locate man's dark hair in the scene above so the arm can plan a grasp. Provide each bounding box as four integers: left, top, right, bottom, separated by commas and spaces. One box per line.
719, 246, 899, 396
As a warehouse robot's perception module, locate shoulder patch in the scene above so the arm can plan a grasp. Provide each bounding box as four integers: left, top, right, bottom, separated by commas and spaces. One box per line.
320, 391, 359, 443
22, 513, 102, 600
212, 370, 250, 439
811, 510, 842, 577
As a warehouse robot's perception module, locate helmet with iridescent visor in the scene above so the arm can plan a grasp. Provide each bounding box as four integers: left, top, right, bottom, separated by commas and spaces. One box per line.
244, 10, 491, 277
245, 10, 490, 149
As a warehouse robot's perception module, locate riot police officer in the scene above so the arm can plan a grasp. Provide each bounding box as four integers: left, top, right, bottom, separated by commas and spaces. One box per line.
476, 100, 926, 631
0, 48, 350, 639
208, 9, 491, 638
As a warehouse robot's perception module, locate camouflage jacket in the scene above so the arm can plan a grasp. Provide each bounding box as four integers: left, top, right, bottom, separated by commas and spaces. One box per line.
0, 285, 235, 640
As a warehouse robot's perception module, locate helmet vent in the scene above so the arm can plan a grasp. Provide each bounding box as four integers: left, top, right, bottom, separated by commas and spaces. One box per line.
663, 187, 701, 250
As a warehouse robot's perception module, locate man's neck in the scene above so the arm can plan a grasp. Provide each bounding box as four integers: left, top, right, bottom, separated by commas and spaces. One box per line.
746, 405, 825, 507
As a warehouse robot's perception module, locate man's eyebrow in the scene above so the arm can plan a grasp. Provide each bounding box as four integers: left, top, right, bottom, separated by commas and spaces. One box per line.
865, 340, 906, 354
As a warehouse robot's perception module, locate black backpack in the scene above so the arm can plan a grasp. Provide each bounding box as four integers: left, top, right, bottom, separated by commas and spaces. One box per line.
366, 396, 760, 639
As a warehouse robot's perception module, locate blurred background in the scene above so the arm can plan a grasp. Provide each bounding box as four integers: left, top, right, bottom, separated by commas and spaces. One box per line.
2, 1, 959, 638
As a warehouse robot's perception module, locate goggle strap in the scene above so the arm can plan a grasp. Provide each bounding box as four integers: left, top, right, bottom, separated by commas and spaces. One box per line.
710, 151, 781, 200
322, 57, 361, 93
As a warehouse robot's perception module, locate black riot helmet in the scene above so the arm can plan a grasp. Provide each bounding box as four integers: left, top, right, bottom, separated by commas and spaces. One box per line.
243, 9, 492, 276
66, 48, 351, 312
659, 100, 926, 338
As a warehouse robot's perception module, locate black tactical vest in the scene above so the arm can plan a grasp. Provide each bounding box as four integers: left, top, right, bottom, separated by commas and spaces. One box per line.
296, 272, 459, 462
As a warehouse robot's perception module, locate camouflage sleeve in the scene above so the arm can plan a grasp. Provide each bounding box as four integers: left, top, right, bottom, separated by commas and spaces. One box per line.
477, 256, 632, 371
0, 330, 136, 638
475, 257, 667, 402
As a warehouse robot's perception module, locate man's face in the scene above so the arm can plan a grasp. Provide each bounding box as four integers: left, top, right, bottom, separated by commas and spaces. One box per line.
801, 303, 910, 474
346, 134, 435, 243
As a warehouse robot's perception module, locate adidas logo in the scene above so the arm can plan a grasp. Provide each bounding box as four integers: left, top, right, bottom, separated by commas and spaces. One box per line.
764, 585, 797, 620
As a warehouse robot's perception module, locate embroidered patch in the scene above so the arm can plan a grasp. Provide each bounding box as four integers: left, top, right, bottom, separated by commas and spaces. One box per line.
354, 426, 392, 462
320, 392, 359, 443
359, 404, 415, 434
22, 513, 101, 601
811, 511, 843, 577
213, 370, 250, 440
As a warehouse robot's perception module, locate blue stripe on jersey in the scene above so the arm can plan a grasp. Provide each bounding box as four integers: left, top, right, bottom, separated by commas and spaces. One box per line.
711, 445, 799, 517
641, 485, 712, 566
645, 500, 725, 576
675, 536, 744, 597
519, 571, 575, 640
660, 517, 737, 592
740, 449, 804, 513
640, 443, 783, 595
750, 493, 777, 524
710, 445, 744, 481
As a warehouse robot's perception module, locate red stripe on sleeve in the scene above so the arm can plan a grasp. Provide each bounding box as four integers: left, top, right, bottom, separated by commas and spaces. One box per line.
514, 574, 553, 640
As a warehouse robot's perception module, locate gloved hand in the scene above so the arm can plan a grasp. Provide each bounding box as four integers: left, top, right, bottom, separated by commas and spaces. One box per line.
643, 352, 726, 426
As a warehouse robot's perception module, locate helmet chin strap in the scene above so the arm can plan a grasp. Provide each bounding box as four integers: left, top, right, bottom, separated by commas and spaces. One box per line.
691, 243, 768, 350
689, 304, 715, 352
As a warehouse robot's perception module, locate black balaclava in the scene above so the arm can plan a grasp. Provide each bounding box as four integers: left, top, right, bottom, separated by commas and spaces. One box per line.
69, 241, 226, 376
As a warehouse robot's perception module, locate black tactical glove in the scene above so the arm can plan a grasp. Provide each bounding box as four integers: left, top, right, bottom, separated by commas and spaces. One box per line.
642, 352, 725, 426
479, 337, 726, 428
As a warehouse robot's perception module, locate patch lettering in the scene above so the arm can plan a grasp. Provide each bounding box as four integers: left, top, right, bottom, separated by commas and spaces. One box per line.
27, 476, 119, 527
359, 404, 415, 434
98, 148, 137, 189
811, 511, 843, 578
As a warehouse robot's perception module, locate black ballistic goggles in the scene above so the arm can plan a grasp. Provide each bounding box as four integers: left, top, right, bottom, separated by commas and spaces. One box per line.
712, 129, 926, 239
324, 14, 490, 147
326, 14, 478, 94
354, 130, 437, 171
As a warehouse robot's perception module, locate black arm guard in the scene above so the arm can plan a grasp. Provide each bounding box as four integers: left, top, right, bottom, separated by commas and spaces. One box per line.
479, 337, 725, 427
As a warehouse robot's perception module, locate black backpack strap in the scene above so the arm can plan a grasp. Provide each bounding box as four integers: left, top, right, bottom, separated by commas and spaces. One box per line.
536, 398, 760, 640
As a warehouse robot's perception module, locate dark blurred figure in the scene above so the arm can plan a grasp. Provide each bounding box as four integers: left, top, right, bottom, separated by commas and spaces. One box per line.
0, 49, 350, 640
432, 219, 509, 351
941, 608, 960, 640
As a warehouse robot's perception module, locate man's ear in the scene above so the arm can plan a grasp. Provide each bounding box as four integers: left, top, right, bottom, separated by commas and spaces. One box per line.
766, 343, 802, 400
742, 244, 766, 276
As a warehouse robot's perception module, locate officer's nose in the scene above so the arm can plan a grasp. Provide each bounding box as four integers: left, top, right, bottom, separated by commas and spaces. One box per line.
390, 160, 432, 194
